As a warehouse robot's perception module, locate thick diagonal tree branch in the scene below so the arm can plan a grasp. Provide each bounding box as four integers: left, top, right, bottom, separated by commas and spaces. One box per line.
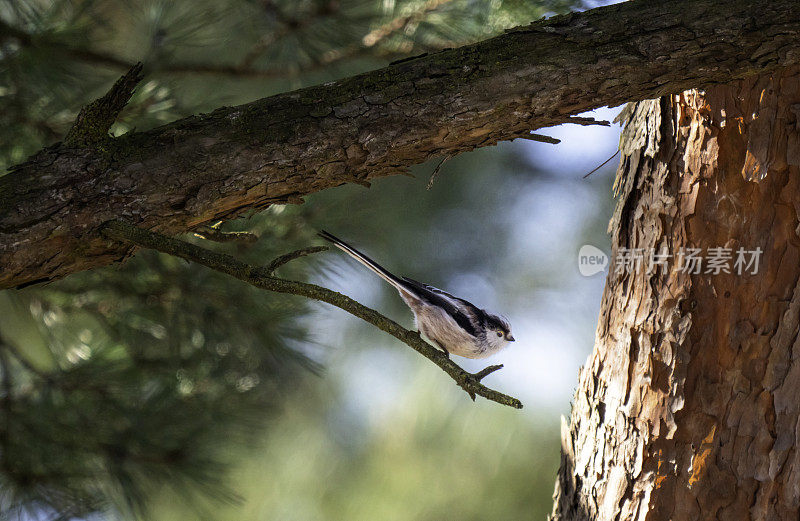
100, 220, 523, 409
2, 0, 800, 289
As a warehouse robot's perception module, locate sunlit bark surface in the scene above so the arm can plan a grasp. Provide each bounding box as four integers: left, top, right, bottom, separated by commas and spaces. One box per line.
552, 67, 800, 520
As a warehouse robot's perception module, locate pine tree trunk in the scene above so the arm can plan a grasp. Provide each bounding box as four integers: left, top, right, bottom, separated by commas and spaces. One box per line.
551, 66, 800, 520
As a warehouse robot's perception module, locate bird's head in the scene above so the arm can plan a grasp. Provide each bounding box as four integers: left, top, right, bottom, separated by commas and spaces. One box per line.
486, 314, 514, 343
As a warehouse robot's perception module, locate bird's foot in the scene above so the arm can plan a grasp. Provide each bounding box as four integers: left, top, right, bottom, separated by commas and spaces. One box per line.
433, 340, 450, 359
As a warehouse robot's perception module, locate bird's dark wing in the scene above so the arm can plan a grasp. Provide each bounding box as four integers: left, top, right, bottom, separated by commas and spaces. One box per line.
317, 232, 478, 337
400, 277, 483, 337
402, 277, 485, 316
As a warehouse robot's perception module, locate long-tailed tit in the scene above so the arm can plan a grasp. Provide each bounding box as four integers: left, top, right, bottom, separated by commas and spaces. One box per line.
318, 231, 514, 359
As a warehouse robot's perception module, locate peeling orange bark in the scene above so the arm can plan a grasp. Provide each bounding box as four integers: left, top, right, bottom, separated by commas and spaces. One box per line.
552, 67, 800, 520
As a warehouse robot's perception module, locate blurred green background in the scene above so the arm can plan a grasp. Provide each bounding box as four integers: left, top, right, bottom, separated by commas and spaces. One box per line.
0, 0, 621, 519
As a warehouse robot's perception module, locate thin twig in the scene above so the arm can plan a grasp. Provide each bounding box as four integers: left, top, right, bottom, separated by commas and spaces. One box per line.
363, 0, 455, 46
426, 156, 449, 190
101, 220, 522, 409
473, 364, 504, 381
267, 246, 329, 274
583, 149, 620, 178
515, 133, 561, 144
567, 116, 611, 127
193, 227, 259, 244
464, 363, 505, 400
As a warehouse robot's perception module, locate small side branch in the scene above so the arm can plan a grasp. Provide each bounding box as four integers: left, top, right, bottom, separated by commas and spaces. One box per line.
101, 220, 522, 409
583, 149, 620, 179
64, 63, 144, 147
193, 225, 259, 245
267, 246, 329, 274
567, 116, 611, 127
514, 133, 561, 144
426, 156, 449, 190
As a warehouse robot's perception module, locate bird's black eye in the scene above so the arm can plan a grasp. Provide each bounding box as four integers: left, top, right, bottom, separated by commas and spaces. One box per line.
496, 331, 502, 337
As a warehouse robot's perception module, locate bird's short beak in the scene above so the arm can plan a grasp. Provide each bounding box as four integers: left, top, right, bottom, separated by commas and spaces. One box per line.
507, 335, 515, 342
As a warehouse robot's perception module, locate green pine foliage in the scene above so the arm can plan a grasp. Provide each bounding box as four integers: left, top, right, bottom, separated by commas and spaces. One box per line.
1, 0, 579, 170
0, 211, 322, 519
0, 0, 582, 518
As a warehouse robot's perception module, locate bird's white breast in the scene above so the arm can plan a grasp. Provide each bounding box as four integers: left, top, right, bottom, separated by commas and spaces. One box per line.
408, 301, 507, 359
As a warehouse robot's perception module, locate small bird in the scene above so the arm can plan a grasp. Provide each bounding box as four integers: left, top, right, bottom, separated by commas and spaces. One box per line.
318, 231, 514, 359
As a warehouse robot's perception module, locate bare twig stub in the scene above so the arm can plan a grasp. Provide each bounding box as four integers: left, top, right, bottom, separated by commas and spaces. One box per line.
101, 220, 523, 409
567, 116, 611, 127
267, 246, 329, 273
193, 226, 260, 244
516, 133, 561, 144
426, 156, 449, 190
63, 63, 144, 147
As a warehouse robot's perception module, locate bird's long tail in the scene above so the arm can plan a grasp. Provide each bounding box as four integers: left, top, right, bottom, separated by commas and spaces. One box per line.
318, 231, 411, 296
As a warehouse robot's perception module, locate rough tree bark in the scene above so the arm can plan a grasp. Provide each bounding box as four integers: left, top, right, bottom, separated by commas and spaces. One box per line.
551, 67, 800, 520
2, 0, 800, 289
